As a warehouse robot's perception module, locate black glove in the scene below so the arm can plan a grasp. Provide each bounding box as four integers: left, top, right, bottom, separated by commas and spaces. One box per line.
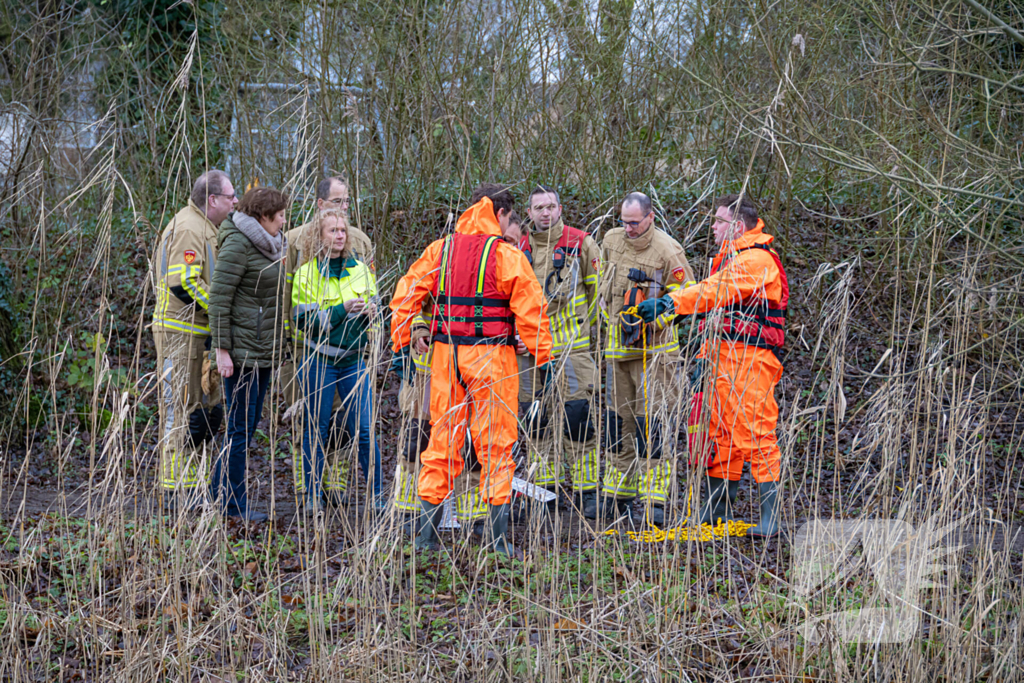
537, 362, 554, 394
620, 309, 645, 347
627, 267, 651, 283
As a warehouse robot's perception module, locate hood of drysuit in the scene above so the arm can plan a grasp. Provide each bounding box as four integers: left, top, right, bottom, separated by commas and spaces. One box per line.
456, 196, 502, 237
715, 219, 773, 263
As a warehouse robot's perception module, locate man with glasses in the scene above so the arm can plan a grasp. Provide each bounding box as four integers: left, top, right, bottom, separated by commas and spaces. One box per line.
598, 192, 695, 526
514, 186, 603, 521
280, 177, 375, 506
152, 170, 238, 509
636, 194, 788, 538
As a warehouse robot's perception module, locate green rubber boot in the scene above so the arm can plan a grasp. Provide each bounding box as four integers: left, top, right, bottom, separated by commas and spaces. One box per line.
696, 476, 739, 525
486, 504, 515, 556
747, 481, 781, 539
414, 499, 445, 551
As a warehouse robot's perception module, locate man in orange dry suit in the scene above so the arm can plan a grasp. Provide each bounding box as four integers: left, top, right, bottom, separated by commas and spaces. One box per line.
390, 184, 553, 555
637, 194, 788, 538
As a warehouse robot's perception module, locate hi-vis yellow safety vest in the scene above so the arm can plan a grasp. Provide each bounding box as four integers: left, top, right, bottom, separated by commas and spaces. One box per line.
291, 257, 377, 361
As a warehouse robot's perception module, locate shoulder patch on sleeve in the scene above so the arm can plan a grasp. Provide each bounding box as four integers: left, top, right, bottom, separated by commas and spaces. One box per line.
672, 266, 687, 282
592, 257, 601, 271
184, 250, 197, 264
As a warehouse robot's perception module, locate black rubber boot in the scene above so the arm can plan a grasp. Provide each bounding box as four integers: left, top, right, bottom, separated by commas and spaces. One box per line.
486, 503, 515, 556
228, 509, 268, 523
581, 491, 599, 519
185, 409, 210, 449
639, 501, 665, 528
696, 476, 739, 525
599, 496, 634, 523
414, 500, 445, 551
204, 405, 224, 442
747, 481, 781, 539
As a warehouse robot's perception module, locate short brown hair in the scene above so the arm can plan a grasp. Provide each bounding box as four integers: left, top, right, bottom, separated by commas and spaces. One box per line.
191, 170, 230, 209
528, 185, 559, 206
469, 183, 515, 216
238, 187, 289, 222
316, 176, 347, 202
508, 210, 522, 227
622, 191, 652, 216
714, 194, 759, 229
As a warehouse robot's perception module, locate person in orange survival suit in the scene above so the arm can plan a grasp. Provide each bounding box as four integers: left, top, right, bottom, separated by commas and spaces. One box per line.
390, 184, 553, 555
637, 194, 789, 538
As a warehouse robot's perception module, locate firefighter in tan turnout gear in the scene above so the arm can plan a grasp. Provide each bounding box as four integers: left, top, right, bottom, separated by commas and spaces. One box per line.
281, 177, 375, 505
151, 170, 237, 505
599, 192, 696, 526
515, 186, 603, 519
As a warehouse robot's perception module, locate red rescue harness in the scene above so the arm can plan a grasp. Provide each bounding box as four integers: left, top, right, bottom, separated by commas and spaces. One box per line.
695, 243, 789, 354
519, 224, 588, 267
687, 243, 789, 467
430, 234, 516, 346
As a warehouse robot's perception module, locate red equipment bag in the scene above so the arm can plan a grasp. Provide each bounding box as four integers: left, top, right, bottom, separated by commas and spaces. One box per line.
687, 390, 714, 467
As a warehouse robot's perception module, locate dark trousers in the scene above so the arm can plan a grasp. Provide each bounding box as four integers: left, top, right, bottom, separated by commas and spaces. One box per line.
210, 365, 270, 514
302, 355, 382, 504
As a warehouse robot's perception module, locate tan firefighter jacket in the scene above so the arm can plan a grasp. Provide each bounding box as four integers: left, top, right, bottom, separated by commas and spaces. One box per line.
523, 219, 601, 355
152, 201, 220, 336
600, 225, 696, 360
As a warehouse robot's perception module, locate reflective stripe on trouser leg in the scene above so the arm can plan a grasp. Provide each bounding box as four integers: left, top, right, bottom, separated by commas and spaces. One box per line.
456, 487, 488, 522
323, 453, 349, 492
394, 461, 420, 512
293, 426, 351, 493
292, 442, 306, 493
156, 329, 207, 490
638, 460, 672, 504
601, 465, 639, 498
161, 448, 204, 489
570, 449, 598, 492
530, 449, 560, 488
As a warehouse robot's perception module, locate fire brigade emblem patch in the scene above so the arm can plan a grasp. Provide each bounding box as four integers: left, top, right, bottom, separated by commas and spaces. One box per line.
672, 266, 687, 282
183, 250, 197, 264
592, 258, 600, 271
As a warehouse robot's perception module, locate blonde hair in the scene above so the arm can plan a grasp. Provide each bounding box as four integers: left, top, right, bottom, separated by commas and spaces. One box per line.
300, 209, 350, 266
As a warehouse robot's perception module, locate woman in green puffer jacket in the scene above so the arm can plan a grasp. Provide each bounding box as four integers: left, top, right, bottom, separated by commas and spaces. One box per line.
208, 187, 289, 521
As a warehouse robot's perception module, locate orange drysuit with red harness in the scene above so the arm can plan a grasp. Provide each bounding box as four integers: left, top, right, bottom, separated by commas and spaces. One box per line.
390, 198, 553, 507
669, 220, 788, 483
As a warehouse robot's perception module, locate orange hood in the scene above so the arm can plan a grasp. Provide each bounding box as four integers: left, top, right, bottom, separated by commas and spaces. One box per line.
456, 197, 502, 237
718, 219, 773, 256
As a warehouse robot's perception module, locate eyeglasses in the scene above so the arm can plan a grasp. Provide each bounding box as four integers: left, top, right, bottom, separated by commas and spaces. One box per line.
211, 193, 237, 200
326, 197, 351, 206
620, 213, 652, 229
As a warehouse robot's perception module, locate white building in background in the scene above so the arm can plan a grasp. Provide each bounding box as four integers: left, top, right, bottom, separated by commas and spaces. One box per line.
0, 63, 104, 181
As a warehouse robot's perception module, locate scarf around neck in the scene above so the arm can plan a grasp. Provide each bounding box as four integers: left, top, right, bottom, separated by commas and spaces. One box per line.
232, 211, 286, 262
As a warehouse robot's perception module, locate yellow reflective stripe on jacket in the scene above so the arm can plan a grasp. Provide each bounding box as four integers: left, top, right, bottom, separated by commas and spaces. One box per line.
182, 265, 209, 308
604, 322, 679, 359
152, 317, 211, 336
549, 292, 591, 353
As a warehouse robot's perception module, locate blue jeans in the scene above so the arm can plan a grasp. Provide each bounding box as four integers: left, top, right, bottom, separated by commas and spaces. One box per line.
302, 355, 382, 504
210, 365, 270, 514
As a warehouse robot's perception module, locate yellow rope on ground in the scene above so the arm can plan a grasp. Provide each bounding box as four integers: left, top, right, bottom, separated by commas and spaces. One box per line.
603, 519, 755, 543
613, 306, 753, 542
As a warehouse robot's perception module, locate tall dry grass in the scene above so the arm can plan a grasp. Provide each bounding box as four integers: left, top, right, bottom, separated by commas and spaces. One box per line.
1, 0, 1022, 680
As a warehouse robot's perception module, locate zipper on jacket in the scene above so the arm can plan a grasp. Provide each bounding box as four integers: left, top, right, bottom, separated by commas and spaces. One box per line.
257, 306, 264, 338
